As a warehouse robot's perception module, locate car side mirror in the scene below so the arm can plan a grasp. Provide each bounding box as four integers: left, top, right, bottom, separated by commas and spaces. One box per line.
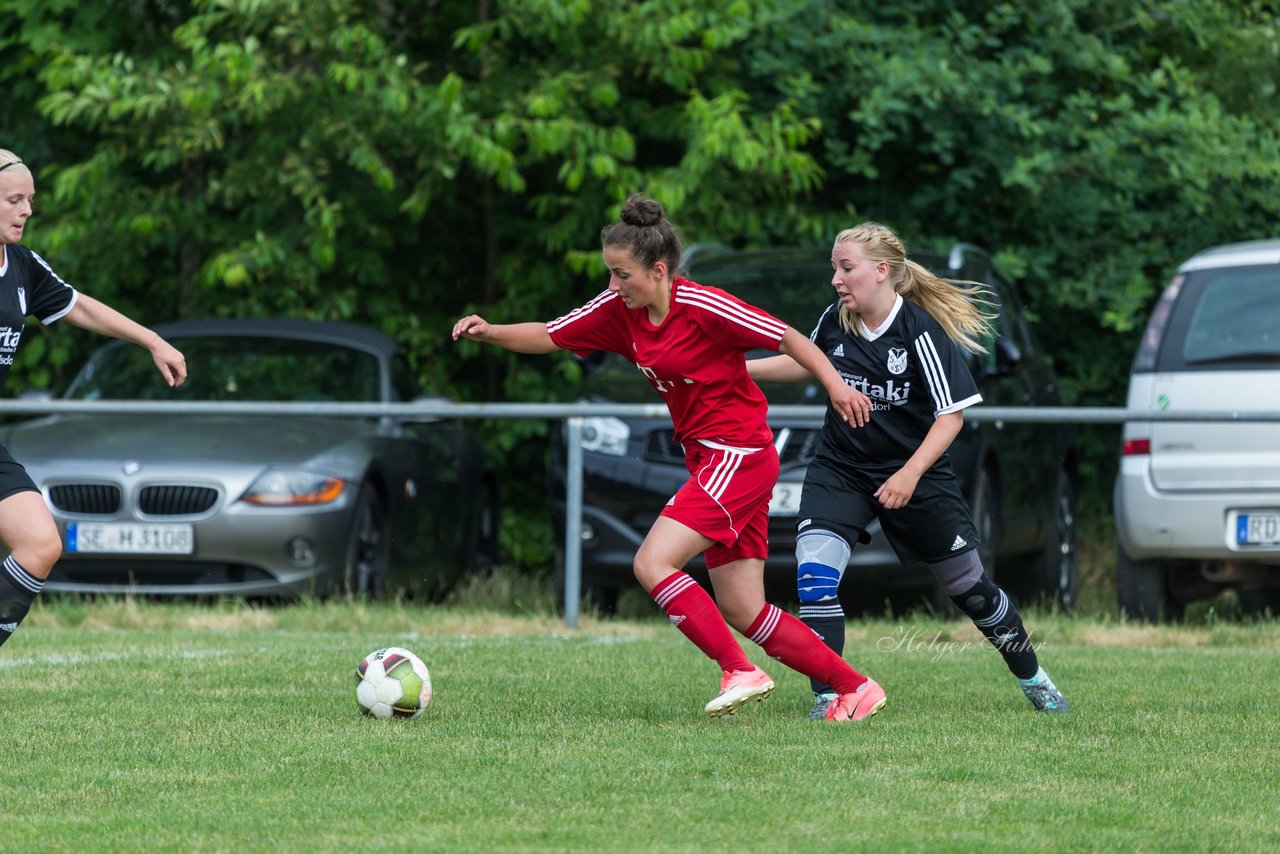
973, 337, 1022, 379
405, 394, 450, 424
574, 351, 607, 376
991, 337, 1022, 376
996, 336, 1022, 368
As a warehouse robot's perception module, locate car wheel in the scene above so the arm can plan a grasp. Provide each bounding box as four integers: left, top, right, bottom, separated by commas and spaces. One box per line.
469, 480, 500, 574
970, 466, 999, 578
1116, 546, 1182, 622
885, 584, 956, 618
922, 583, 959, 617
1025, 470, 1079, 610
343, 485, 389, 600
895, 468, 999, 618
1237, 587, 1280, 618
553, 544, 620, 617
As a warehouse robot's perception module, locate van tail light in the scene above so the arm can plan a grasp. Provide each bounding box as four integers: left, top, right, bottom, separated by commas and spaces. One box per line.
1132, 275, 1183, 372
1123, 438, 1151, 456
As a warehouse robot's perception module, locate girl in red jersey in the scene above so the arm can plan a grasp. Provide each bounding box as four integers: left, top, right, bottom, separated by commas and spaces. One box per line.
453, 195, 886, 722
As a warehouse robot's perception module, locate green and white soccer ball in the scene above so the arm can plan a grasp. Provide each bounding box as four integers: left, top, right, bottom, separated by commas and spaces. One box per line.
355, 646, 433, 719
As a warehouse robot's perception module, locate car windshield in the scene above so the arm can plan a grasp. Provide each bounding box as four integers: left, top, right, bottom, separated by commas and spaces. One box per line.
692, 251, 953, 331
696, 263, 837, 330
1182, 270, 1280, 365
66, 336, 382, 402
696, 250, 983, 346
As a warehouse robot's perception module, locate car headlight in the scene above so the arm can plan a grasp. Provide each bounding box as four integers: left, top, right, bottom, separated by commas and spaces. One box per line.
577, 416, 630, 456
241, 471, 347, 506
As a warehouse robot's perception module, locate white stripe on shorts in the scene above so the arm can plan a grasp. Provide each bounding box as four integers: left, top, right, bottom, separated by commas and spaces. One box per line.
699, 447, 745, 501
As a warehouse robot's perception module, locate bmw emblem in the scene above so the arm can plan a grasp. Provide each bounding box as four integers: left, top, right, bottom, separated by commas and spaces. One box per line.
123, 460, 141, 475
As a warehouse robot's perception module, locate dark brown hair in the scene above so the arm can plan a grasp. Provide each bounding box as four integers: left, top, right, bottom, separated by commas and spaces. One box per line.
600, 194, 683, 275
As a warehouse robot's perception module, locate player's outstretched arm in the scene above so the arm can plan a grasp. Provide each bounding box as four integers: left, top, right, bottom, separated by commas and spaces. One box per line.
451, 315, 558, 354
778, 327, 871, 427
63, 294, 187, 387
746, 353, 812, 383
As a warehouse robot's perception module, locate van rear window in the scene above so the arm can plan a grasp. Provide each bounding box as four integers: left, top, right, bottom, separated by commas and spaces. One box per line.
1178, 270, 1280, 366
1162, 267, 1280, 371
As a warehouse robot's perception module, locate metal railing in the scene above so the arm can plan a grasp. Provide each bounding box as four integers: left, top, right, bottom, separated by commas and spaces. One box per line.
5, 398, 1280, 627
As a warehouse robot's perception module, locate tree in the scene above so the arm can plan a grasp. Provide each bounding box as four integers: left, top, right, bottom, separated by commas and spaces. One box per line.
3, 0, 1278, 563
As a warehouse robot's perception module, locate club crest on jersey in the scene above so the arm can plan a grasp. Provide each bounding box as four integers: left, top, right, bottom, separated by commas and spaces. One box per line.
17, 287, 27, 315
887, 347, 907, 375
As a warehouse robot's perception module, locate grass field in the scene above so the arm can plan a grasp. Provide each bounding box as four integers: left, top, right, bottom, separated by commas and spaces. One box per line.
3, 593, 1279, 853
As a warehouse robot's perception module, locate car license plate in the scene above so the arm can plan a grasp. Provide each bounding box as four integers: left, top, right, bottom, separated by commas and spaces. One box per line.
66, 522, 195, 555
1235, 512, 1280, 546
769, 482, 803, 517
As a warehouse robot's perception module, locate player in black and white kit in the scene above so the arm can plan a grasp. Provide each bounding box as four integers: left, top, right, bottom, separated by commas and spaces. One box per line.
748, 222, 1068, 716
0, 149, 187, 652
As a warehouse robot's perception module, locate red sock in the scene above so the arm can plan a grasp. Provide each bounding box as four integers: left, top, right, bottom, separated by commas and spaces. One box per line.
651, 572, 753, 673
747, 604, 867, 694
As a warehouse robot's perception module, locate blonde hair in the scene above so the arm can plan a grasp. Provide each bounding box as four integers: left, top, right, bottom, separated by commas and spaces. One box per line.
834, 222, 996, 354
0, 149, 24, 172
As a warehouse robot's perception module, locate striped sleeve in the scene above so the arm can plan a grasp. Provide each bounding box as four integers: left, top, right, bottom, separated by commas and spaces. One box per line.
24, 249, 78, 324
808, 303, 838, 343
676, 283, 787, 350
914, 330, 982, 415
545, 289, 625, 356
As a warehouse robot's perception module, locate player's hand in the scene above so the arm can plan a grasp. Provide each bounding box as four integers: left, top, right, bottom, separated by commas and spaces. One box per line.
152, 339, 187, 388
874, 469, 920, 510
829, 384, 872, 428
452, 314, 491, 342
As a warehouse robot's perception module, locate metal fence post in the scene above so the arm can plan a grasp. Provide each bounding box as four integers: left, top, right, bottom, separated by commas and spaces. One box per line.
563, 417, 584, 628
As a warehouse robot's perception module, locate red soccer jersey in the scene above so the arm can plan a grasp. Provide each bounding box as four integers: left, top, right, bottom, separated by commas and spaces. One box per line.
546, 277, 786, 448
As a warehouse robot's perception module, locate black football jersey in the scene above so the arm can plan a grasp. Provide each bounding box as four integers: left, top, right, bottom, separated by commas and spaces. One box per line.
0, 244, 77, 391
808, 294, 981, 478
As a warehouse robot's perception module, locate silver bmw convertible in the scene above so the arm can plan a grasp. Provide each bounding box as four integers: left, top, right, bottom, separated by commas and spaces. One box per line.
2, 319, 498, 599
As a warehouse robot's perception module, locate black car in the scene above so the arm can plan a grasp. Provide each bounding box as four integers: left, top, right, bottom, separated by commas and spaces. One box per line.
549, 244, 1078, 614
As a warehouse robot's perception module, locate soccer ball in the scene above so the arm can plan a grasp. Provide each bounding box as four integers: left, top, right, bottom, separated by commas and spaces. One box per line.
355, 646, 433, 719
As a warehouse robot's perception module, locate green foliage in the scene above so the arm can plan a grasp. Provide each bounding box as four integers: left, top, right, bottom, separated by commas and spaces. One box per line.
2, 0, 1278, 564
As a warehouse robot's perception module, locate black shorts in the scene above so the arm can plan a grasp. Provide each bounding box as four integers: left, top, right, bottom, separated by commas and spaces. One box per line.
0, 444, 39, 503
797, 454, 979, 567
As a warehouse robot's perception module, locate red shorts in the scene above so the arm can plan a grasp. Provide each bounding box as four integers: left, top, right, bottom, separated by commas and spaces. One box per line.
660, 440, 779, 569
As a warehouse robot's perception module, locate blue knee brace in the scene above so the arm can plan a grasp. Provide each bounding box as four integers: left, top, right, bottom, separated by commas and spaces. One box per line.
795, 529, 851, 603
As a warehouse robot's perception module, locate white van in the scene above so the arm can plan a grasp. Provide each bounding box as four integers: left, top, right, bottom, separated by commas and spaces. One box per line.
1114, 239, 1280, 620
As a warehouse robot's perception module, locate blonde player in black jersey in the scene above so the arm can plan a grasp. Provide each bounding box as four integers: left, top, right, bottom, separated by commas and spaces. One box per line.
0, 149, 187, 652
748, 222, 1068, 716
